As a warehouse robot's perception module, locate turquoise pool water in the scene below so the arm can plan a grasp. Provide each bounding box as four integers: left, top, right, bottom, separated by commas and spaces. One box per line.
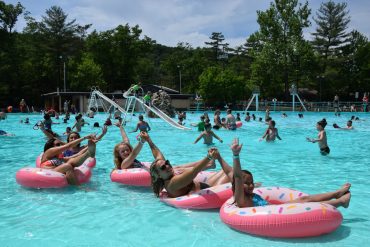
0, 111, 369, 246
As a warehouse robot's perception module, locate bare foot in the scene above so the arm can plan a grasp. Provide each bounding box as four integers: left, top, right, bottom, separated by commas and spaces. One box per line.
336, 183, 351, 198
340, 192, 351, 208
88, 140, 96, 158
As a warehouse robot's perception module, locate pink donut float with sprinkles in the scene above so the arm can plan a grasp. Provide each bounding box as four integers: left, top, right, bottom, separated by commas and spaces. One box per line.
220, 187, 343, 238
161, 183, 233, 209
16, 157, 96, 188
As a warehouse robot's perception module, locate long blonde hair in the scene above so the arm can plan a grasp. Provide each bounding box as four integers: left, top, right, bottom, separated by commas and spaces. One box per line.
113, 142, 133, 169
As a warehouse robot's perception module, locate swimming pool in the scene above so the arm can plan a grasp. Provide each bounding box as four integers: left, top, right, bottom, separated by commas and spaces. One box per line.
0, 111, 369, 246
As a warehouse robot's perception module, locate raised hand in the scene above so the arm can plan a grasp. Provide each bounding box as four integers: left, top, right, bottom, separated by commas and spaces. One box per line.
230, 138, 243, 155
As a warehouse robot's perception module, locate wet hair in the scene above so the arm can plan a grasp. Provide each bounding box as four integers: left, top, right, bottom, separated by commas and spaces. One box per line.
351, 116, 355, 120
347, 120, 352, 125
317, 118, 327, 128
205, 123, 212, 129
227, 109, 232, 114
270, 120, 276, 127
150, 159, 166, 197
75, 114, 82, 120
44, 138, 57, 152
44, 114, 51, 120
113, 142, 133, 169
93, 122, 100, 127
231, 170, 253, 194
139, 115, 144, 121
200, 115, 205, 120
246, 112, 250, 116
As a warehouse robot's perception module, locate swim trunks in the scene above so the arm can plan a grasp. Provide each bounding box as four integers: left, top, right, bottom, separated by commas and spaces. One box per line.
199, 182, 210, 190
320, 146, 330, 155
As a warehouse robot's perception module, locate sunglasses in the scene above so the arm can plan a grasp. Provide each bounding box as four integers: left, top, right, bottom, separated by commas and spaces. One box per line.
159, 160, 172, 171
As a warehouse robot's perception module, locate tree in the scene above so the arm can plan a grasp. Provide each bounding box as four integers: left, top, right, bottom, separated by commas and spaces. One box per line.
205, 32, 229, 62
246, 0, 312, 98
0, 1, 24, 33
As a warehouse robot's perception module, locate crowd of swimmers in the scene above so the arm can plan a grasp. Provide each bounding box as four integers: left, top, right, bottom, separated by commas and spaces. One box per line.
1, 105, 355, 211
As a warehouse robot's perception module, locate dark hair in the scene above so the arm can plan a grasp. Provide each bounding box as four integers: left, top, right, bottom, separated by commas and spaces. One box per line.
231, 170, 253, 194
270, 120, 276, 126
150, 159, 166, 197
317, 118, 327, 128
67, 131, 81, 145
93, 122, 100, 127
44, 114, 51, 120
205, 123, 212, 129
44, 138, 56, 152
139, 115, 144, 120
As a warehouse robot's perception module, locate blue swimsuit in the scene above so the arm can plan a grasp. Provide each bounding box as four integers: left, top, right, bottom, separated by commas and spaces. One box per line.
252, 193, 269, 207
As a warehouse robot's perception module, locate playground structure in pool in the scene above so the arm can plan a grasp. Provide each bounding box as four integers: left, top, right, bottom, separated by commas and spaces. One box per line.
87, 86, 191, 130
87, 84, 308, 131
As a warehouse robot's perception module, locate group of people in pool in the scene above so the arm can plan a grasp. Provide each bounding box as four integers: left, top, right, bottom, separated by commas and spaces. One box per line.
33, 110, 351, 210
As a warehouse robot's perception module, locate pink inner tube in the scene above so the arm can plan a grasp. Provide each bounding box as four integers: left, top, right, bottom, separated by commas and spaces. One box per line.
220, 187, 343, 238
16, 157, 95, 188
161, 182, 233, 209
110, 163, 217, 187
236, 121, 243, 128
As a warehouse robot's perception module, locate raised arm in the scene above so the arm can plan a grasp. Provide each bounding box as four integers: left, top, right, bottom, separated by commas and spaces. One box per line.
231, 138, 252, 208
211, 131, 223, 143
114, 121, 129, 143
96, 125, 108, 141
43, 134, 95, 161
120, 138, 145, 169
214, 149, 233, 181
141, 131, 165, 160
167, 150, 216, 191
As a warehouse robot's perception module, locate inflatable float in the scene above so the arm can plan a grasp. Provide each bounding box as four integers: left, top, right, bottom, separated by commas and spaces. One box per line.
16, 157, 96, 188
161, 182, 233, 209
220, 187, 343, 238
111, 163, 217, 187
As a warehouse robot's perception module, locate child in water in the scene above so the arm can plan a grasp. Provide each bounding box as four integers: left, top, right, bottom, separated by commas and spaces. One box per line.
132, 115, 151, 132
307, 118, 330, 155
260, 120, 282, 142
194, 123, 223, 145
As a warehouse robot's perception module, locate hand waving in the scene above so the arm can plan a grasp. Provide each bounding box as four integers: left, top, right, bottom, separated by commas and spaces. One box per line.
230, 138, 243, 155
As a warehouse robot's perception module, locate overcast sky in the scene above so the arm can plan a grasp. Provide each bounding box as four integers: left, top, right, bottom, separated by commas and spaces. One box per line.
7, 0, 370, 48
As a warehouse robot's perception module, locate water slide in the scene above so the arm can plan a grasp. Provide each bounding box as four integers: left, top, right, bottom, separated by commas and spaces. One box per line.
92, 90, 129, 118
92, 89, 190, 130
126, 95, 191, 130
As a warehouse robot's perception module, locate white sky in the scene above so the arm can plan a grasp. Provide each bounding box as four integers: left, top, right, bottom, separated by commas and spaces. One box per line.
7, 0, 370, 48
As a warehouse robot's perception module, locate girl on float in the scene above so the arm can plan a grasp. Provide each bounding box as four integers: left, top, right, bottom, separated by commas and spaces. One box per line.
149, 148, 230, 198
228, 138, 351, 208
40, 134, 97, 185
63, 126, 107, 157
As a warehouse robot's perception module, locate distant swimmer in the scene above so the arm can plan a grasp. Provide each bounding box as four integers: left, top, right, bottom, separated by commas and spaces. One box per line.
260, 120, 282, 142
307, 118, 330, 155
333, 120, 354, 130
131, 115, 151, 133
194, 123, 223, 145
0, 130, 14, 136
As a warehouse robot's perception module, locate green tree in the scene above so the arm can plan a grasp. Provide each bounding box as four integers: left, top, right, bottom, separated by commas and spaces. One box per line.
0, 1, 24, 33
246, 0, 312, 99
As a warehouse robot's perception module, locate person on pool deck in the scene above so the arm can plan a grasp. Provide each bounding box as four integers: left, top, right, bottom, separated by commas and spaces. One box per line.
307, 118, 330, 155
150, 148, 231, 198
228, 138, 351, 208
40, 134, 97, 185
260, 120, 282, 142
131, 115, 150, 133
333, 120, 354, 130
194, 123, 223, 145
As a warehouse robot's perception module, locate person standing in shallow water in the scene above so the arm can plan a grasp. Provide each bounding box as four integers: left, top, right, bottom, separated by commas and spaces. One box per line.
306, 118, 330, 155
